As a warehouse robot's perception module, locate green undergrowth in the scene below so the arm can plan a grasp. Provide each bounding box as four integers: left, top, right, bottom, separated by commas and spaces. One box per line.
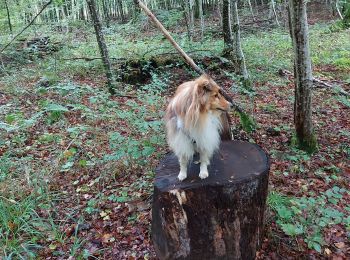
0, 71, 167, 257
268, 187, 350, 253
1, 16, 349, 257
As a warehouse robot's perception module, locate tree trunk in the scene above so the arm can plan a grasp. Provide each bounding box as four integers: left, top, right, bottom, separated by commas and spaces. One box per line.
189, 0, 195, 41
180, 0, 192, 41
222, 0, 234, 58
102, 0, 110, 27
4, 0, 13, 33
288, 0, 317, 153
152, 140, 270, 259
232, 0, 250, 86
117, 0, 125, 22
217, 0, 223, 27
86, 0, 116, 95
198, 0, 205, 40
270, 0, 280, 26
247, 0, 256, 21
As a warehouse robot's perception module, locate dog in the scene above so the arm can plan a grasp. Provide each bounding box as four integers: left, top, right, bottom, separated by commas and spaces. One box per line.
165, 74, 232, 181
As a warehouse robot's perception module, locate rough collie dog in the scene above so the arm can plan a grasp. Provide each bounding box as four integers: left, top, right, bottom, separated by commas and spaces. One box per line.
165, 74, 232, 181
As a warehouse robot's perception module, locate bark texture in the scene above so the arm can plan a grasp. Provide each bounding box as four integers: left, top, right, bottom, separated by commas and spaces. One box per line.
288, 0, 317, 153
198, 0, 204, 39
86, 0, 116, 94
232, 0, 249, 84
5, 0, 12, 33
152, 141, 270, 259
222, 0, 233, 58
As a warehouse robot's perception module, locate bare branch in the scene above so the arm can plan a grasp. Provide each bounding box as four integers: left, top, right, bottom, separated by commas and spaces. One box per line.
0, 1, 53, 53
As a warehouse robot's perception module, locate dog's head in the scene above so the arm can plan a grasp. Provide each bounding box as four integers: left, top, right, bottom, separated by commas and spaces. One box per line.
195, 75, 232, 113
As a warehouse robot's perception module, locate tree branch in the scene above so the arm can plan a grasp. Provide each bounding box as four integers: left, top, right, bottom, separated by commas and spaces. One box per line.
0, 0, 53, 53
278, 69, 350, 97
133, 0, 239, 109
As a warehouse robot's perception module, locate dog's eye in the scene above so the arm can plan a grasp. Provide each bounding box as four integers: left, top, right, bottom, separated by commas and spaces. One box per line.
214, 93, 219, 98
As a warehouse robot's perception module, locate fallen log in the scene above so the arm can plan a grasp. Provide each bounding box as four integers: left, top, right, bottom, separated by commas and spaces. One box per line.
152, 141, 270, 259
278, 69, 350, 97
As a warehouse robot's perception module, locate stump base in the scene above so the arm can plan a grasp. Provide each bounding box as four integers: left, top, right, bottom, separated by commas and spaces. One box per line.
152, 141, 270, 259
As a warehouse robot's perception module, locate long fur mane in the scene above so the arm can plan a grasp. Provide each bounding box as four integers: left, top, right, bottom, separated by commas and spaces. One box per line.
166, 75, 211, 131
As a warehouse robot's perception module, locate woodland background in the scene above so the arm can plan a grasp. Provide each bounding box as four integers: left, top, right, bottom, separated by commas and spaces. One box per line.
0, 0, 349, 259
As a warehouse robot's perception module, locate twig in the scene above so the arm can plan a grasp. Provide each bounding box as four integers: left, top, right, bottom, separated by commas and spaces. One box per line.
0, 196, 18, 204
60, 57, 125, 62
156, 49, 215, 56
115, 94, 137, 98
0, 0, 53, 53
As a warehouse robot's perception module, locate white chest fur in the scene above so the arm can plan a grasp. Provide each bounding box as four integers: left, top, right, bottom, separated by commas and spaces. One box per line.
177, 112, 222, 154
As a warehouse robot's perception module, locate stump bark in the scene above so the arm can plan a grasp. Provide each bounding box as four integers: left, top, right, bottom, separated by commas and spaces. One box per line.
152, 140, 270, 260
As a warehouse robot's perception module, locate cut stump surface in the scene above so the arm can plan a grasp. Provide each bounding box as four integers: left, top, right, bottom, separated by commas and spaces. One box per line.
152, 140, 270, 260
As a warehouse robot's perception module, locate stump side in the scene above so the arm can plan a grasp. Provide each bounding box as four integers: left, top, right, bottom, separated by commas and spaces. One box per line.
152, 141, 270, 259
154, 140, 269, 192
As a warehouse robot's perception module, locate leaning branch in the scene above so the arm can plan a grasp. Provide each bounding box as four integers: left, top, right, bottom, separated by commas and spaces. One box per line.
133, 0, 244, 113
0, 0, 53, 53
133, 0, 203, 74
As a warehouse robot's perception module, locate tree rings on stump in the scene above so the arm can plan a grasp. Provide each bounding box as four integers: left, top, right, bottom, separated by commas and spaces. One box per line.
152, 140, 270, 260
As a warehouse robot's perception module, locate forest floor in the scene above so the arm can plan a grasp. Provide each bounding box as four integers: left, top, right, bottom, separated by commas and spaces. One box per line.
1, 12, 350, 260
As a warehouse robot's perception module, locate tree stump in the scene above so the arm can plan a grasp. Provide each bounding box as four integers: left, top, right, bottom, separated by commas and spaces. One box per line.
152, 140, 270, 260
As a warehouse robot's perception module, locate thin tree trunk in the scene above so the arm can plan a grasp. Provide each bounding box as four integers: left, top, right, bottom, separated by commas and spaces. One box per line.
217, 0, 223, 27
232, 0, 250, 85
335, 0, 344, 19
247, 0, 256, 21
1, 0, 53, 53
270, 0, 280, 25
288, 0, 317, 153
189, 0, 195, 41
102, 0, 111, 27
4, 0, 13, 33
222, 0, 234, 57
118, 0, 125, 22
86, 0, 116, 94
181, 0, 192, 41
198, 0, 205, 39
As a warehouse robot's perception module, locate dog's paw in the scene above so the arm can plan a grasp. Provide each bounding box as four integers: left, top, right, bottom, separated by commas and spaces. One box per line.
199, 170, 209, 179
178, 171, 187, 181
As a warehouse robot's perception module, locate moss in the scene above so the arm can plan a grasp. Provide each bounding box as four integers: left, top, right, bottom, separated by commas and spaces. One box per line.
238, 112, 257, 133
291, 132, 318, 154
242, 77, 253, 91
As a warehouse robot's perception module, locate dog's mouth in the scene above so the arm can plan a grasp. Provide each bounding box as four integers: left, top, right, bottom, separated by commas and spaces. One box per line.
216, 108, 228, 112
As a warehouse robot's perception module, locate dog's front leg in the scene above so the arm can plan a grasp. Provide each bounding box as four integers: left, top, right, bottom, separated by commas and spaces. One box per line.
178, 155, 189, 181
199, 152, 210, 179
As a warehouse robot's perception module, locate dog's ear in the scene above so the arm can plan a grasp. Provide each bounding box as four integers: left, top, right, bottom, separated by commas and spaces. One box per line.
202, 80, 212, 92
197, 76, 212, 92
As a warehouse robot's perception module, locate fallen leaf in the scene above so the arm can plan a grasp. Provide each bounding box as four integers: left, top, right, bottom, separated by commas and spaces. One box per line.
102, 233, 115, 243
334, 242, 345, 249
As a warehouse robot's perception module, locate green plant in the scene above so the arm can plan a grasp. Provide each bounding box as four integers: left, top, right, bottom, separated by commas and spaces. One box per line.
0, 154, 13, 181
270, 187, 350, 253
237, 111, 257, 133
337, 95, 350, 108
85, 199, 99, 214
0, 195, 48, 258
